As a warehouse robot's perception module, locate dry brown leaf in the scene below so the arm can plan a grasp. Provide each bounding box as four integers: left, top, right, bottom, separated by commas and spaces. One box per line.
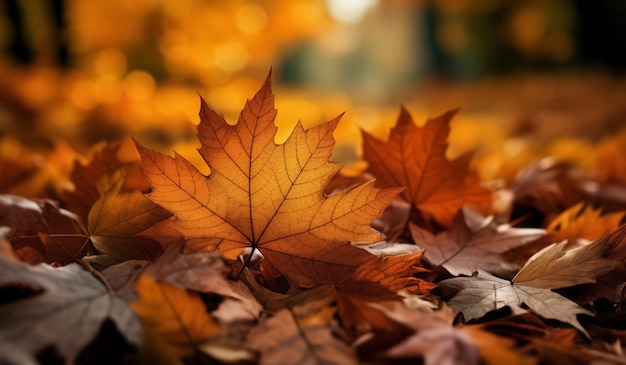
381, 302, 480, 365
411, 207, 544, 277
0, 257, 142, 365
512, 239, 620, 289
443, 235, 621, 335
362, 107, 492, 228
0, 194, 91, 265
510, 159, 590, 224
248, 305, 359, 365
136, 72, 400, 286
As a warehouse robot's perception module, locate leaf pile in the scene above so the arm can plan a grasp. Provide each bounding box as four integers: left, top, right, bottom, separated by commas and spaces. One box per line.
2, 72, 626, 365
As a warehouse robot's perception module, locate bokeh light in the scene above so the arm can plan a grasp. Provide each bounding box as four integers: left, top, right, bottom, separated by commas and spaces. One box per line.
1, 0, 626, 184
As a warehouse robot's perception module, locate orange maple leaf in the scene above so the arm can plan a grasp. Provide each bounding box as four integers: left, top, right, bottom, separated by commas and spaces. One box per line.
136, 72, 401, 286
362, 108, 492, 228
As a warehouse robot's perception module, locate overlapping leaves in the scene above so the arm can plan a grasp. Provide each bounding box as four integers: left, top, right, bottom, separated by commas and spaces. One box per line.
1, 71, 626, 365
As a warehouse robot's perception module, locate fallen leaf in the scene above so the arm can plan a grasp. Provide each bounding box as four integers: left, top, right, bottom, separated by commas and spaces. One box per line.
362, 107, 492, 228
0, 256, 142, 365
131, 275, 218, 363
547, 202, 625, 245
136, 72, 400, 286
509, 159, 589, 225
335, 281, 404, 338
0, 194, 91, 265
240, 267, 335, 313
443, 273, 593, 335
512, 239, 620, 289
346, 251, 435, 295
334, 253, 435, 340
443, 237, 621, 335
248, 305, 359, 365
411, 207, 544, 276
87, 166, 171, 261
381, 302, 481, 365
145, 245, 263, 322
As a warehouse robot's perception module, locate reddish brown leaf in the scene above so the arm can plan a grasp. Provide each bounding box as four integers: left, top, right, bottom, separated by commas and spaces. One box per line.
411, 207, 544, 276
346, 251, 435, 295
248, 304, 358, 365
0, 194, 90, 265
362, 107, 492, 228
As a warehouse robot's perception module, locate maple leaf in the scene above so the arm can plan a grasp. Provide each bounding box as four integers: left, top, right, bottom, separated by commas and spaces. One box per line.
248, 304, 359, 365
1, 169, 169, 265
0, 194, 91, 265
547, 202, 625, 245
136, 72, 400, 286
411, 207, 544, 276
131, 275, 218, 364
0, 257, 142, 365
362, 107, 492, 228
87, 166, 171, 261
442, 238, 621, 335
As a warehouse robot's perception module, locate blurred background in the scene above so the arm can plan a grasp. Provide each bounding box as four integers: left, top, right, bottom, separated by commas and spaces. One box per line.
1, 0, 626, 189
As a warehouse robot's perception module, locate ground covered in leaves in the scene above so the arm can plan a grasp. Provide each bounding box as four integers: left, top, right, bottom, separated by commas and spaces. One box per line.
2, 72, 626, 365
